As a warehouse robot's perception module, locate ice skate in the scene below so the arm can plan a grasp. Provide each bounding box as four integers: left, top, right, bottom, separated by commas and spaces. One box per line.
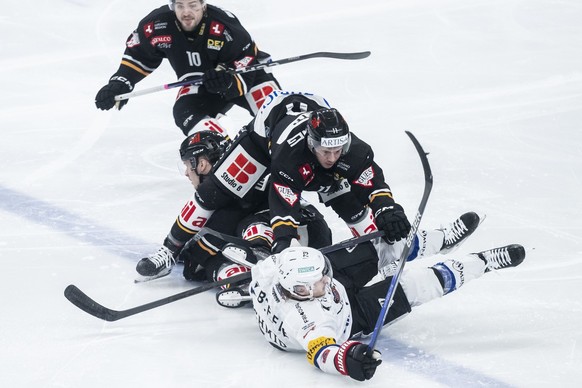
135, 246, 176, 281
216, 283, 252, 308
439, 212, 483, 254
477, 244, 526, 272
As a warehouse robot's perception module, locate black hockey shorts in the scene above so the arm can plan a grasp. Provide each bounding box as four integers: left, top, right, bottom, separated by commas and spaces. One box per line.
328, 241, 412, 337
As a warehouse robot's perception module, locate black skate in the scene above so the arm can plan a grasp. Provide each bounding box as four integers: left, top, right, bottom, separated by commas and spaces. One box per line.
440, 212, 483, 254
216, 284, 252, 308
135, 246, 176, 282
477, 244, 526, 272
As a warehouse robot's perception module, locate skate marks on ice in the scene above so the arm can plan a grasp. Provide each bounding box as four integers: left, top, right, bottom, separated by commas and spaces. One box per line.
375, 336, 514, 387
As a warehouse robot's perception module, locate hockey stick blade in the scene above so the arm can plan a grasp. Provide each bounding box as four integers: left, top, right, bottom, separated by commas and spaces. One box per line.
366, 131, 433, 353
115, 51, 371, 101
64, 272, 251, 322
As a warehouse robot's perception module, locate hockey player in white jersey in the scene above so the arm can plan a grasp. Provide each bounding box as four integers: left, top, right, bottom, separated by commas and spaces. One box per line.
248, 239, 526, 381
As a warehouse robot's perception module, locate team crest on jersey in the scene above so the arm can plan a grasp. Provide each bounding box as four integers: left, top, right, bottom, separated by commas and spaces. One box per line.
298, 164, 314, 185
273, 183, 298, 206
144, 22, 154, 38
352, 166, 374, 187
209, 21, 225, 36
215, 149, 267, 197
126, 32, 140, 48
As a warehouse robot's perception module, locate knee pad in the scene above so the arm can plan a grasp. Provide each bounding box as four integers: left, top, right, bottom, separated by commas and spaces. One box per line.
431, 255, 485, 295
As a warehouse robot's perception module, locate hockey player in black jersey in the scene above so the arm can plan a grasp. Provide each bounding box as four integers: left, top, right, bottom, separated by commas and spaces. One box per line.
136, 130, 332, 282
95, 0, 280, 136
169, 90, 414, 254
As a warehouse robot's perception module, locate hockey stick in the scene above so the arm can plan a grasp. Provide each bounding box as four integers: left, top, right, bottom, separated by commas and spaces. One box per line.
366, 131, 433, 353
198, 225, 384, 256
64, 230, 382, 322
64, 272, 251, 322
114, 51, 371, 101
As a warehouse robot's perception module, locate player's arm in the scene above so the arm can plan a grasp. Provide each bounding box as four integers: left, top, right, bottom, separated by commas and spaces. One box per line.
95, 20, 164, 110
202, 27, 260, 100
304, 335, 382, 381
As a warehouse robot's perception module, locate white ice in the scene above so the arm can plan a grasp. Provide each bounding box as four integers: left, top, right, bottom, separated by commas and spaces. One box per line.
1, 0, 581, 387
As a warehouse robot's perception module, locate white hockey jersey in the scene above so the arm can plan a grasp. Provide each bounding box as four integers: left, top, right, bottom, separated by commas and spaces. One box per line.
250, 255, 353, 375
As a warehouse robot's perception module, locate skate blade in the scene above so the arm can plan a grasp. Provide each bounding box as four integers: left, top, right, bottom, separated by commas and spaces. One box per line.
134, 270, 171, 283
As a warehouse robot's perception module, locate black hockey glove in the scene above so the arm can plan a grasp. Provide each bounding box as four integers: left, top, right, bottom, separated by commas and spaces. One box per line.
95, 76, 133, 111
336, 341, 382, 381
202, 66, 235, 95
178, 237, 207, 281
374, 203, 411, 243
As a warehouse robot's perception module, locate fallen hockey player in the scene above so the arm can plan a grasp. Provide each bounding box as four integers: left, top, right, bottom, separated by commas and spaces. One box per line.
218, 229, 525, 381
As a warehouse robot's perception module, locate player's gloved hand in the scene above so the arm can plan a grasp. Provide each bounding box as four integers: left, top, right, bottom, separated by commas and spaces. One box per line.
178, 237, 207, 281
374, 203, 411, 243
202, 65, 235, 95
336, 341, 382, 381
95, 76, 133, 110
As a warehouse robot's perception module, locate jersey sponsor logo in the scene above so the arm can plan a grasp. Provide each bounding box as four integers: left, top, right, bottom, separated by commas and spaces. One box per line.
246, 82, 277, 112
318, 179, 350, 202
243, 223, 274, 244
336, 161, 350, 171
298, 163, 314, 185
352, 165, 374, 187
126, 32, 140, 48
234, 56, 254, 69
150, 35, 172, 46
179, 200, 209, 230
154, 22, 168, 30
207, 39, 224, 50
273, 183, 298, 206
209, 21, 225, 36
321, 134, 349, 147
215, 149, 267, 197
144, 22, 154, 38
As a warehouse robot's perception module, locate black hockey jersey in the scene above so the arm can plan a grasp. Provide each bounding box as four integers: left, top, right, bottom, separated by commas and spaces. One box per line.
110, 4, 266, 99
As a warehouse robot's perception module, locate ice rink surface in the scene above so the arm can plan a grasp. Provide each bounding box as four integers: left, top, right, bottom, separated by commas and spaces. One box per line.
1, 0, 581, 387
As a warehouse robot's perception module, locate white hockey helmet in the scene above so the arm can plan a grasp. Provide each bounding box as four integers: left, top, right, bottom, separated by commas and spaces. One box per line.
277, 246, 332, 300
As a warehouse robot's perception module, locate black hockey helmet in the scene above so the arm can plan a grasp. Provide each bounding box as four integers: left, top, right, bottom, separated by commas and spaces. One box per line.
306, 108, 351, 155
179, 130, 229, 169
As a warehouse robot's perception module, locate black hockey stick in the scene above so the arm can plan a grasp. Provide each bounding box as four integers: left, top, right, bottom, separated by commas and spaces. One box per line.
366, 131, 433, 353
197, 226, 384, 256
64, 272, 251, 322
64, 230, 382, 322
114, 51, 371, 101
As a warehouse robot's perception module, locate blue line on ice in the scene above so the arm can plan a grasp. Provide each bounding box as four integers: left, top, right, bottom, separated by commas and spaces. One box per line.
0, 185, 512, 386
0, 185, 154, 259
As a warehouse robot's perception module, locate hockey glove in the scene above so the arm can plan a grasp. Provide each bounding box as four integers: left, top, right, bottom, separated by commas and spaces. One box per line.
202, 65, 236, 96
336, 341, 382, 381
374, 204, 411, 243
95, 76, 133, 111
